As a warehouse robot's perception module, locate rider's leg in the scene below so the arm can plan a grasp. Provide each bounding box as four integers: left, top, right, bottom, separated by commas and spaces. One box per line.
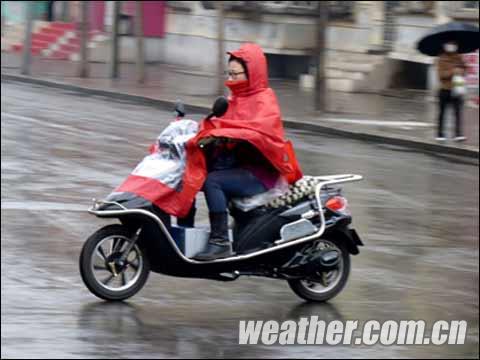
203, 168, 267, 211
193, 169, 266, 260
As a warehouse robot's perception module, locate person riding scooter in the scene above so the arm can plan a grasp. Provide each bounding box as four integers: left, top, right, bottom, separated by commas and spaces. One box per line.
81, 43, 366, 303
190, 43, 302, 260
114, 43, 303, 261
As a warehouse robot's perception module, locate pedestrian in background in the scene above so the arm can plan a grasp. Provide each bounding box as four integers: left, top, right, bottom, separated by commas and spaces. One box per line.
436, 41, 467, 141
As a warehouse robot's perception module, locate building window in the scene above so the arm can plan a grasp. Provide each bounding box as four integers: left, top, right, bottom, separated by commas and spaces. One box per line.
197, 1, 354, 20
447, 1, 479, 20
391, 1, 435, 15
462, 1, 479, 9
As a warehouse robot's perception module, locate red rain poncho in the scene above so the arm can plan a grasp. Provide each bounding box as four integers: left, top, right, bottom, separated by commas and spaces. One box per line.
116, 43, 302, 216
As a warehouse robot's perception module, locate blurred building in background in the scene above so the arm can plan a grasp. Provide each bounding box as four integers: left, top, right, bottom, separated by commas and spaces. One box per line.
1, 1, 478, 96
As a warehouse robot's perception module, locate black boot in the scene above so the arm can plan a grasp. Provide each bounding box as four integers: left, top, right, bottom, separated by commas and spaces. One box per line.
193, 212, 233, 261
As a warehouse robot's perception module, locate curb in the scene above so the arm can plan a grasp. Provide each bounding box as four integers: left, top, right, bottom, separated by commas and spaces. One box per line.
282, 119, 479, 160
2, 72, 479, 161
1, 73, 211, 115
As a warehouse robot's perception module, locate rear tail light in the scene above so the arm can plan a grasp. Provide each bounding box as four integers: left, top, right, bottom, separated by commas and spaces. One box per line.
325, 196, 350, 214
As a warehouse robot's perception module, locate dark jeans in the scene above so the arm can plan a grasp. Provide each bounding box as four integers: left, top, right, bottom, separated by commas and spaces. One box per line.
177, 169, 267, 226
202, 169, 267, 213
438, 89, 464, 138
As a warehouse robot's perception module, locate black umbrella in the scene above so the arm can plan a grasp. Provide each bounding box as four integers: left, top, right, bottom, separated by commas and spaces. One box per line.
417, 21, 479, 56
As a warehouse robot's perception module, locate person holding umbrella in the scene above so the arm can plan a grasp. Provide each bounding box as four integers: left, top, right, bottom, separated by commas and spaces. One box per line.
436, 41, 467, 141
417, 22, 479, 142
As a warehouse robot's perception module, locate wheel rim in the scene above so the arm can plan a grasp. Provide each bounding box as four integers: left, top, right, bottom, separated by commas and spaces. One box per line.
90, 235, 144, 292
300, 240, 344, 294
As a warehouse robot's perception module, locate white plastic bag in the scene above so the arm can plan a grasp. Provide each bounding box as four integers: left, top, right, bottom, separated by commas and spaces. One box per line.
231, 176, 289, 212
451, 75, 466, 98
131, 119, 199, 189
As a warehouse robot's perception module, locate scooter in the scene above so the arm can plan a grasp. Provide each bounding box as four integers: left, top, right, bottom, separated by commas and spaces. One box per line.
79, 99, 364, 302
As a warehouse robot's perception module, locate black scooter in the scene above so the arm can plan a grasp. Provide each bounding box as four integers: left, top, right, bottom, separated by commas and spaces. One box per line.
79, 100, 364, 302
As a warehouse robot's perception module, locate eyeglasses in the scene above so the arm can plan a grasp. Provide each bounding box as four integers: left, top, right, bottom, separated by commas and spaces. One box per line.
225, 70, 246, 78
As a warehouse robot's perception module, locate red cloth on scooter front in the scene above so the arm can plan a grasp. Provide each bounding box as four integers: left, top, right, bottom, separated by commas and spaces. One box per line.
116, 43, 302, 217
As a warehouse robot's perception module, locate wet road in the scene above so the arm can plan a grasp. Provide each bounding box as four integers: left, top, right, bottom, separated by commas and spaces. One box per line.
1, 81, 478, 358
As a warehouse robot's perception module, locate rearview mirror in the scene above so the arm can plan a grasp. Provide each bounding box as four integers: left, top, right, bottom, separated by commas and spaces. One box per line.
207, 96, 228, 119
174, 100, 185, 118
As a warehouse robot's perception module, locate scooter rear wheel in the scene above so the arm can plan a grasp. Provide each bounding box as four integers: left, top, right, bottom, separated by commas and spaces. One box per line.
287, 238, 350, 302
79, 224, 150, 301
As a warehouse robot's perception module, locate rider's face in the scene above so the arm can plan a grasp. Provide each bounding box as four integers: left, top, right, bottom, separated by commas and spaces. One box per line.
227, 60, 247, 81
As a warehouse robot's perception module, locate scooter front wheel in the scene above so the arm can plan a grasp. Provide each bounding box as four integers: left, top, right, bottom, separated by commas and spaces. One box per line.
287, 238, 350, 303
79, 224, 150, 301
